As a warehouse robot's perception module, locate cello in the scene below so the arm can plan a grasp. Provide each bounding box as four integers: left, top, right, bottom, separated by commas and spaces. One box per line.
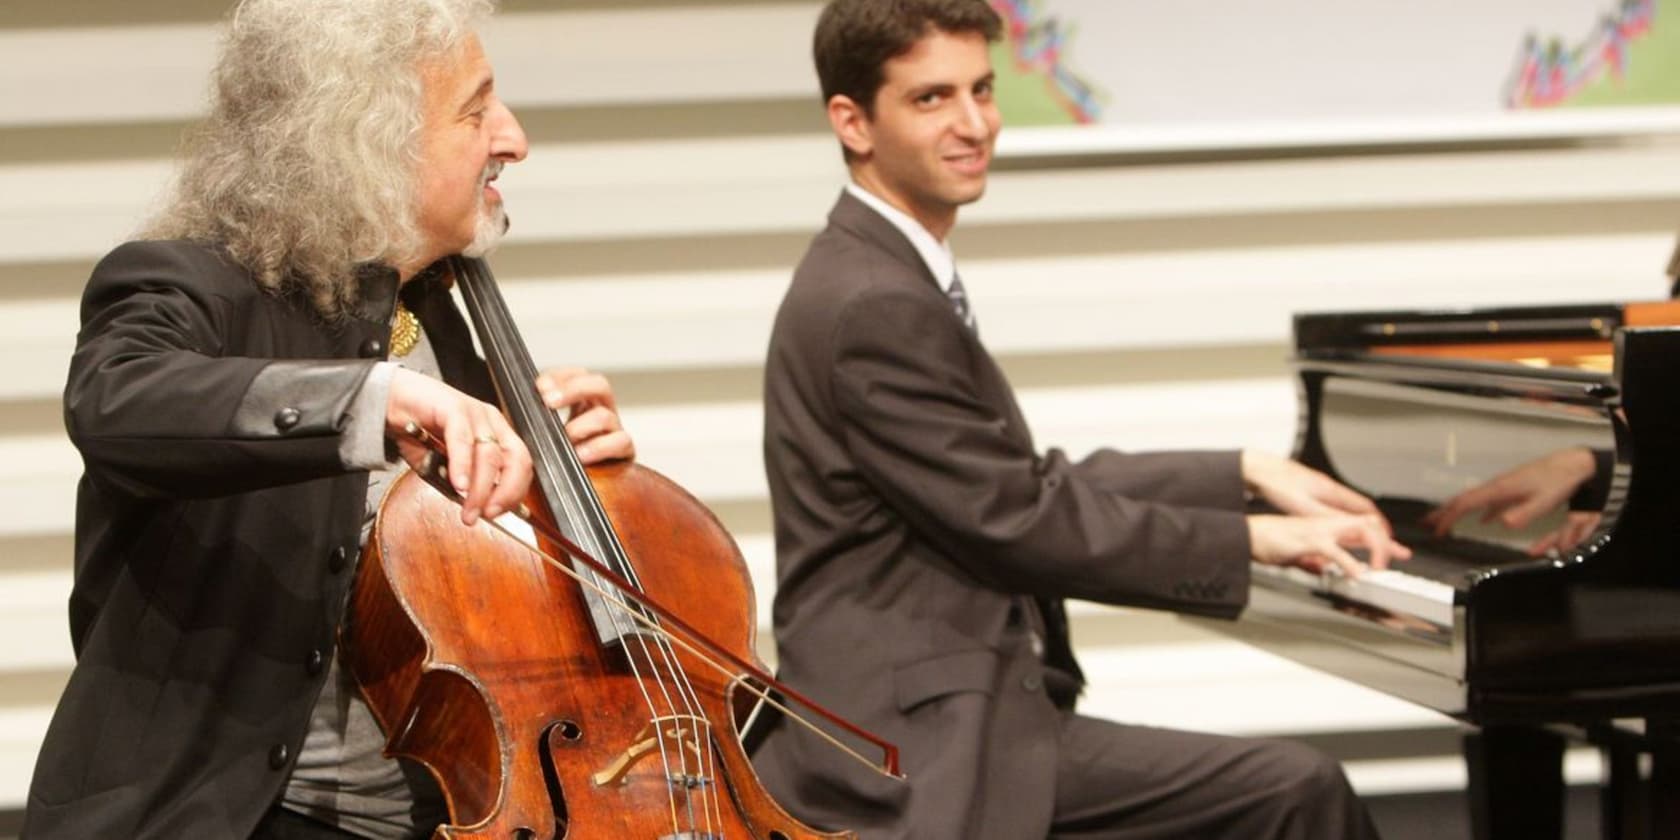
344, 256, 898, 839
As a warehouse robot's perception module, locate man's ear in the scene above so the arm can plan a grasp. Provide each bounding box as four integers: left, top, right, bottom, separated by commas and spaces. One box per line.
827, 94, 873, 158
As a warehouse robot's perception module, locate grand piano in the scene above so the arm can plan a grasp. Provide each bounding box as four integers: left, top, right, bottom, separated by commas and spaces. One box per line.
1193, 301, 1680, 839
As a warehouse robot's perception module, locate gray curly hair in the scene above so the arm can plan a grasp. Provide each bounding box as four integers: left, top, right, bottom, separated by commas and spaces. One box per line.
146, 0, 497, 319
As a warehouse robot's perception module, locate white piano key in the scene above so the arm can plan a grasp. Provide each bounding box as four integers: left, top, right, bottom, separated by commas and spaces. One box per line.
1252, 564, 1458, 628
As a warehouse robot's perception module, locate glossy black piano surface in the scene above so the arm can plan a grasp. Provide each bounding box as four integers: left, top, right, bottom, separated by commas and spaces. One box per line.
1193, 301, 1680, 726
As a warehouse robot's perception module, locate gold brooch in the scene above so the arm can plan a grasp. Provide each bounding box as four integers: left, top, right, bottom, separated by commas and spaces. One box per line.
390, 301, 419, 357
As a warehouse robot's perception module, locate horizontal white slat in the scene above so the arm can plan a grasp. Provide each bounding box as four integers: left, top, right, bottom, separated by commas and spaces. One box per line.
0, 23, 213, 128
0, 707, 51, 810
0, 571, 73, 670
0, 437, 79, 540
6, 137, 1680, 265
489, 5, 819, 109
1001, 108, 1680, 157
0, 5, 822, 129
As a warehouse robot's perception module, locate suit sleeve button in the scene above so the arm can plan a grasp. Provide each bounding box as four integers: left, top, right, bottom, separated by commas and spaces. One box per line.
328, 546, 348, 574
306, 649, 325, 675
1022, 676, 1041, 692
274, 407, 301, 431
359, 338, 384, 358
268, 743, 290, 769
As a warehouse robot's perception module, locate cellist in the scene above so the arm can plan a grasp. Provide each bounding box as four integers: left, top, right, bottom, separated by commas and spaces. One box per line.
26, 1, 633, 837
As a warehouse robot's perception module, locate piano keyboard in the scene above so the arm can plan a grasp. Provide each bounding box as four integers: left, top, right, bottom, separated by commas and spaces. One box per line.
1252, 564, 1458, 628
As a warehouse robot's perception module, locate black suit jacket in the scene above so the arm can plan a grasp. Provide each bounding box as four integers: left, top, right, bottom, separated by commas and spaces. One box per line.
25, 240, 493, 839
753, 192, 1253, 839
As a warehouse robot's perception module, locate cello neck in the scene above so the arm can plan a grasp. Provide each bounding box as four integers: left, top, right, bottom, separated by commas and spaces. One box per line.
448, 255, 648, 642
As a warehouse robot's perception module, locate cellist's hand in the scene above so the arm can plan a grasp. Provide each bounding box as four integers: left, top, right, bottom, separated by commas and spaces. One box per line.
386, 367, 534, 526
536, 367, 635, 465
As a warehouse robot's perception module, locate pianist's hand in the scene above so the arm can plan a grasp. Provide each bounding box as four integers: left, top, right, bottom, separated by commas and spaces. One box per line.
1242, 450, 1388, 522
1422, 446, 1596, 540
1527, 511, 1602, 557
1247, 512, 1410, 577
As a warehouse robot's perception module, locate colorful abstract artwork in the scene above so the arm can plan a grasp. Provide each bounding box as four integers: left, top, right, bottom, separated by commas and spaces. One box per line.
1505, 0, 1676, 108
990, 0, 1104, 125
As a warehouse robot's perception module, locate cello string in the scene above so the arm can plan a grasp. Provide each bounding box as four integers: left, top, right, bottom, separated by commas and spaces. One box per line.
576, 508, 720, 836
542, 441, 714, 832
450, 272, 691, 836
510, 388, 720, 834
588, 531, 723, 834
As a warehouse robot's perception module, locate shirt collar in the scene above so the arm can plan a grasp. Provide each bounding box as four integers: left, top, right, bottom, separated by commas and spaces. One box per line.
845, 182, 956, 293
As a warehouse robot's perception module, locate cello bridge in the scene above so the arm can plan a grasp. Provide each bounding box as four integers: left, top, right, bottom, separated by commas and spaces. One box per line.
590, 714, 710, 788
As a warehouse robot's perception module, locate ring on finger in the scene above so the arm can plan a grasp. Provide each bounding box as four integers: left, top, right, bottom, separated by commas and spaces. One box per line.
473, 434, 500, 446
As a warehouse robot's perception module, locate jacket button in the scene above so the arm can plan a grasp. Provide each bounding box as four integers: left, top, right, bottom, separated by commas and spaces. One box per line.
268, 743, 290, 769
1021, 675, 1041, 692
359, 338, 384, 358
328, 546, 348, 573
274, 407, 301, 431
306, 649, 325, 675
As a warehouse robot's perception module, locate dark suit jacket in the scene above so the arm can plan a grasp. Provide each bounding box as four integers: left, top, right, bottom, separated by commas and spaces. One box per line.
752, 191, 1254, 839
1667, 235, 1680, 297
25, 240, 493, 839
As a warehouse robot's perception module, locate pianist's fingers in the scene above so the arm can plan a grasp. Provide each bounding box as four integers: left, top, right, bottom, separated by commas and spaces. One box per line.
1243, 452, 1386, 527
1311, 473, 1383, 519
1341, 513, 1410, 571
1248, 513, 1407, 576
1526, 511, 1602, 558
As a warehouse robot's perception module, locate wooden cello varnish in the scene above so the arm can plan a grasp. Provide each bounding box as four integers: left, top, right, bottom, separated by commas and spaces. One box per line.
345, 257, 859, 840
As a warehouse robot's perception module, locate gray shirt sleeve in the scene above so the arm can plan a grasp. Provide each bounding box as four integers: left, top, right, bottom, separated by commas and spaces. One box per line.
338, 362, 398, 471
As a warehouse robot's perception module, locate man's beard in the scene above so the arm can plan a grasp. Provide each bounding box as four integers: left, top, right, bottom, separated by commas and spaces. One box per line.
462, 162, 508, 258
462, 202, 508, 258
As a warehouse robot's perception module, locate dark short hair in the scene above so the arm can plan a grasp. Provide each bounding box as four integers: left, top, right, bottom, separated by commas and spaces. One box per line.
813, 0, 1003, 115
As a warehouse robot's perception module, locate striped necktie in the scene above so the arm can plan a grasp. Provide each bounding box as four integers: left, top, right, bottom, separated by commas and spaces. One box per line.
947, 272, 977, 332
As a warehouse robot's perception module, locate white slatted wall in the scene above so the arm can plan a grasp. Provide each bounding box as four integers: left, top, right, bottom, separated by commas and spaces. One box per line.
3, 0, 1678, 815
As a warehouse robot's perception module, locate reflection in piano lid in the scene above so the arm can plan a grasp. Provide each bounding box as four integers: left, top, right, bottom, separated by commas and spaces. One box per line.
1317, 375, 1615, 559
1191, 302, 1680, 725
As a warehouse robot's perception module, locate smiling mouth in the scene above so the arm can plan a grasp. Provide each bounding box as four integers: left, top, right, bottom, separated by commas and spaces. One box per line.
945, 151, 989, 173
480, 162, 505, 201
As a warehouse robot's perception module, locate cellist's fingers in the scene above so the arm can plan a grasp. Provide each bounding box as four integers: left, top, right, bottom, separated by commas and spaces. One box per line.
484, 414, 533, 520
576, 429, 635, 465
537, 367, 620, 414
566, 405, 635, 464
452, 405, 502, 526
386, 369, 480, 501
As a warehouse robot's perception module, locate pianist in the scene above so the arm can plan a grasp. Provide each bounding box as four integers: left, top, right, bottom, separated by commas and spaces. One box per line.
749, 2, 1410, 838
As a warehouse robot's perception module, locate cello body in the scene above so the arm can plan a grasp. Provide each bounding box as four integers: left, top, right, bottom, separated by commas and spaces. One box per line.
343, 256, 865, 839
348, 459, 850, 839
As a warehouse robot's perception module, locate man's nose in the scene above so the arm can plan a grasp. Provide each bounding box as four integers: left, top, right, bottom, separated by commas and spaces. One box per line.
492, 101, 529, 162
953, 95, 990, 139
